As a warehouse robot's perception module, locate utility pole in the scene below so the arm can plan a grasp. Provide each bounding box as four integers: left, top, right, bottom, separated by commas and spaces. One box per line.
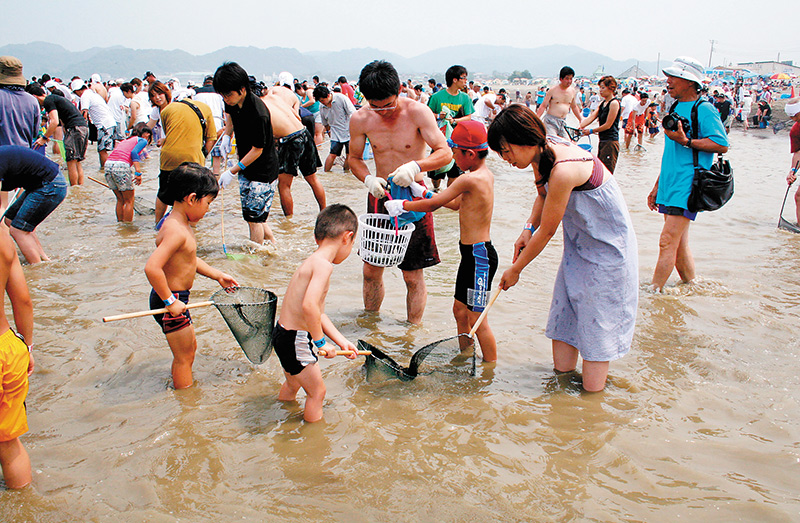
656, 53, 660, 76
708, 40, 716, 68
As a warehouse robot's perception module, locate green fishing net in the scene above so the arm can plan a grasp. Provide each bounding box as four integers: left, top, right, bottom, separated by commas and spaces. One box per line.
211, 287, 277, 364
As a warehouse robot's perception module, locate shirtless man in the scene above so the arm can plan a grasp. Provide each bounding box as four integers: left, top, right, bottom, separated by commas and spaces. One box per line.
348, 60, 452, 324
536, 66, 582, 138
264, 75, 325, 217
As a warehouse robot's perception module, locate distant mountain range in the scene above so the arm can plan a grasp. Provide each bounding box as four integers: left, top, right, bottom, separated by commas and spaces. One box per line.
0, 41, 660, 83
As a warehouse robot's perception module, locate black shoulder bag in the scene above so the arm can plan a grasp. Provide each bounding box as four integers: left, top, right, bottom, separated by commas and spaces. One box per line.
687, 99, 733, 212
177, 99, 208, 157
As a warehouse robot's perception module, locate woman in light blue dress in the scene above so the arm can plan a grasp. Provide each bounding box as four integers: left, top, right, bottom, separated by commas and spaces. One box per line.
488, 105, 638, 391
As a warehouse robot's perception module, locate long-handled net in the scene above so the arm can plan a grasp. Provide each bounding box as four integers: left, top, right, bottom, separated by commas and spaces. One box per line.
103, 286, 278, 364
362, 289, 500, 381
210, 287, 277, 364
779, 163, 800, 234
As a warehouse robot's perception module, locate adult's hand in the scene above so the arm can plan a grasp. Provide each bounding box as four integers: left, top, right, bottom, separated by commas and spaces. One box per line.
219, 169, 236, 189
512, 231, 531, 263
364, 175, 387, 198
389, 161, 420, 186
647, 185, 659, 211
220, 134, 232, 157
499, 267, 520, 290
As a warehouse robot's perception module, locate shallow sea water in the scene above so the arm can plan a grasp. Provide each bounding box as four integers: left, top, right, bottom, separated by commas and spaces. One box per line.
2, 120, 799, 522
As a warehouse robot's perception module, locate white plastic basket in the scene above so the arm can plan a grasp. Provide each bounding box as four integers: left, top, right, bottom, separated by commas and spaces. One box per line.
358, 213, 415, 267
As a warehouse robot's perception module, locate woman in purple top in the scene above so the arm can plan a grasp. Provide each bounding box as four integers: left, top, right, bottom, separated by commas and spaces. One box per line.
104, 123, 152, 222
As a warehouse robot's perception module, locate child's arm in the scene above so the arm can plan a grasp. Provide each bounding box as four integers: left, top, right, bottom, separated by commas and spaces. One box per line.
301, 260, 336, 358
387, 177, 472, 216
1, 233, 33, 374
195, 258, 239, 289
320, 314, 357, 359
144, 231, 188, 317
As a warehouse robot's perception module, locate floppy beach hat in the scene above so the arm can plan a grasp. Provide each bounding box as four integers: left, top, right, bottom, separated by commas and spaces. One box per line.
0, 56, 26, 86
662, 56, 704, 86
44, 80, 58, 89
278, 71, 293, 87
91, 73, 102, 84
786, 101, 800, 117
70, 79, 86, 91
448, 120, 489, 150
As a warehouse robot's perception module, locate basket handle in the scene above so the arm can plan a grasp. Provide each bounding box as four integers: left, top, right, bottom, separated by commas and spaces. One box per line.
383, 190, 401, 235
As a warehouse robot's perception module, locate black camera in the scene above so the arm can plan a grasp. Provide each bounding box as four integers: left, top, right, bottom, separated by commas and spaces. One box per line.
662, 112, 691, 134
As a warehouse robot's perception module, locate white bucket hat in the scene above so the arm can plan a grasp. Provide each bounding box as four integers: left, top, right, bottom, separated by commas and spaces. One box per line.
662, 56, 704, 86
278, 71, 293, 87
70, 78, 87, 91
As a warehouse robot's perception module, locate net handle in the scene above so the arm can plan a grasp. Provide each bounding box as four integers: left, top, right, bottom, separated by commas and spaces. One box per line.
102, 301, 215, 322
468, 288, 502, 337
318, 349, 372, 357
88, 176, 110, 189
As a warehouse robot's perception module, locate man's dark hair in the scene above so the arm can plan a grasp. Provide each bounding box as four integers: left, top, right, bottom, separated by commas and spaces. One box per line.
414, 84, 423, 91
313, 75, 319, 82
559, 66, 575, 79
24, 83, 45, 96
314, 204, 357, 241
39, 74, 51, 85
445, 65, 467, 87
639, 92, 648, 99
313, 85, 330, 102
358, 60, 400, 101
166, 162, 219, 205
476, 149, 489, 159
213, 62, 249, 95
120, 82, 134, 93
428, 78, 435, 85
337, 76, 348, 84
130, 77, 142, 88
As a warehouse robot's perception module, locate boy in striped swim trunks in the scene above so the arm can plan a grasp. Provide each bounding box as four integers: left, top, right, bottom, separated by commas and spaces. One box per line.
385, 120, 498, 361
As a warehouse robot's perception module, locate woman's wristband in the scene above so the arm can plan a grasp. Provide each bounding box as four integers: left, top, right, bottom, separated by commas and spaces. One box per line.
236, 161, 246, 172
163, 294, 177, 306
313, 337, 326, 349
135, 171, 142, 177
524, 223, 536, 233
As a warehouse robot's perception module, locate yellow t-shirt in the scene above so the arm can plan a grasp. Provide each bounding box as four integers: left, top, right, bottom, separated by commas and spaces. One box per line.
159, 100, 217, 171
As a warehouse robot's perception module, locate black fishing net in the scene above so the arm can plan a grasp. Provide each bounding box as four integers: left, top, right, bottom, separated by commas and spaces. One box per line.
211, 287, 277, 364
361, 334, 476, 382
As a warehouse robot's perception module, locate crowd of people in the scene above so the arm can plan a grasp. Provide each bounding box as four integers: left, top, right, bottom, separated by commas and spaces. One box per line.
1, 50, 798, 489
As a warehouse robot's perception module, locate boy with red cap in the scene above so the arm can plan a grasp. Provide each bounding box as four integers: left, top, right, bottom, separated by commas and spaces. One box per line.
385, 121, 498, 361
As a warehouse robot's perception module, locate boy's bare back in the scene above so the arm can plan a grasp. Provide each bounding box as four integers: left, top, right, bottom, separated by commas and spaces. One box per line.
278, 251, 333, 333
152, 216, 198, 291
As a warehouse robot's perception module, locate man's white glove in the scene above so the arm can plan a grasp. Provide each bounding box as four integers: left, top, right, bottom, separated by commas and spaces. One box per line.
364, 175, 388, 198
220, 134, 232, 156
409, 181, 427, 199
384, 199, 406, 218
389, 161, 421, 187
219, 169, 236, 189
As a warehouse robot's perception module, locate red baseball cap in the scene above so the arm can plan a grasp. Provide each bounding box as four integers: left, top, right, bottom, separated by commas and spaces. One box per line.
448, 120, 488, 150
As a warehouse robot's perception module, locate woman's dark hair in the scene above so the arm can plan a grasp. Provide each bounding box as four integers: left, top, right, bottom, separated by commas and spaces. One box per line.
148, 81, 172, 105
120, 82, 134, 93
487, 105, 555, 186
213, 62, 249, 95
598, 75, 617, 92
445, 65, 467, 87
165, 162, 219, 204
25, 83, 45, 96
358, 60, 400, 101
314, 204, 357, 241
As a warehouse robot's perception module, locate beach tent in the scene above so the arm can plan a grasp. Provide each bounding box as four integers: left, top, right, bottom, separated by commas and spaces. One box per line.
771, 73, 790, 80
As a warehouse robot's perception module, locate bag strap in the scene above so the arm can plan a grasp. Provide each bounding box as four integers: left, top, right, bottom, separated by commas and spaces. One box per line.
177, 99, 207, 141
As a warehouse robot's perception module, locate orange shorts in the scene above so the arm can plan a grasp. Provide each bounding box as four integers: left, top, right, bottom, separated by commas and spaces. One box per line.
0, 329, 30, 442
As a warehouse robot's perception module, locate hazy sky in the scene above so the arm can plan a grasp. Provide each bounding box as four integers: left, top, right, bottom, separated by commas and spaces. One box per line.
3, 0, 798, 66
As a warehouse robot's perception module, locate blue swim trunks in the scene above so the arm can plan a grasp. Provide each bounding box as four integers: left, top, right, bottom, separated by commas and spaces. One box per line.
455, 241, 498, 312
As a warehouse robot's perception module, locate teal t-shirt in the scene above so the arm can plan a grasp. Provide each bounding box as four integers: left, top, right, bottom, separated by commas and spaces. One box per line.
657, 100, 728, 209
427, 89, 474, 119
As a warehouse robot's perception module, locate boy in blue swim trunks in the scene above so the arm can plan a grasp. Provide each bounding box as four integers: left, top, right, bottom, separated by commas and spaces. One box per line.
275, 204, 358, 422
145, 163, 239, 389
385, 120, 499, 361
